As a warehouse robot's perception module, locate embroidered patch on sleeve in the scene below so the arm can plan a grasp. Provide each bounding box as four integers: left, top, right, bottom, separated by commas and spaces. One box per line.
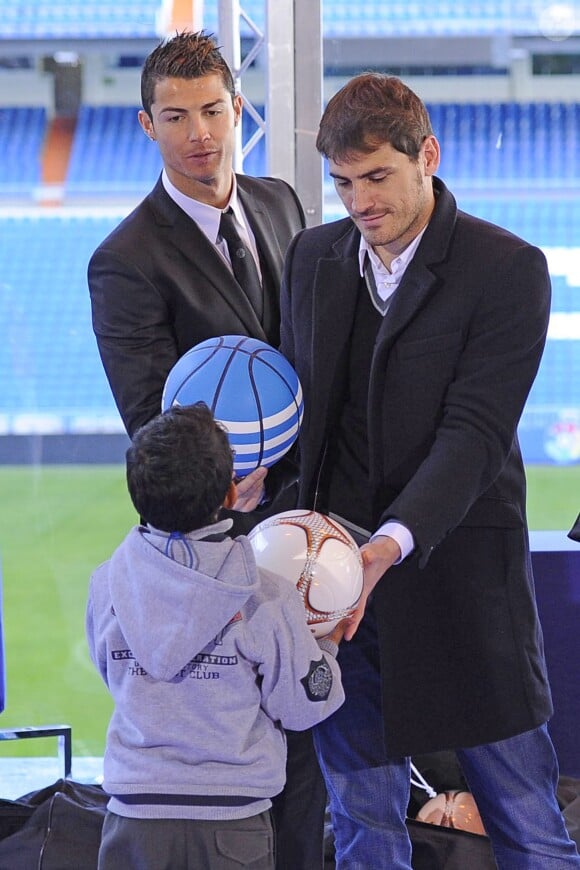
301, 656, 333, 701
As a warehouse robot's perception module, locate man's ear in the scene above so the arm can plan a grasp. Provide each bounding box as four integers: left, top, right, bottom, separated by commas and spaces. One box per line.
233, 93, 243, 127
422, 134, 441, 176
138, 109, 155, 140
223, 480, 237, 509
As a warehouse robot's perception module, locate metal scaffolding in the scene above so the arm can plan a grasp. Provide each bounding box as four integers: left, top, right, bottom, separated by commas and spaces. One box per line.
217, 0, 323, 226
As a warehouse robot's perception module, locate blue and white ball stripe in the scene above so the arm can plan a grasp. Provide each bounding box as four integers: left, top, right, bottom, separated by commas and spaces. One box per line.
162, 335, 304, 476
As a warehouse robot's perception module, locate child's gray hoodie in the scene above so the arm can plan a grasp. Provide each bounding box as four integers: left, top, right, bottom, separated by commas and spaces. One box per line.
86, 519, 344, 820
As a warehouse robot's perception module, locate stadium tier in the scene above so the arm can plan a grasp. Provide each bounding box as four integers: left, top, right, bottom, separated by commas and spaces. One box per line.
66, 106, 163, 196
0, 0, 162, 39
1, 101, 575, 200
0, 214, 122, 432
200, 1, 561, 39
0, 107, 46, 194
0, 208, 577, 463
0, 94, 578, 461
0, 0, 563, 40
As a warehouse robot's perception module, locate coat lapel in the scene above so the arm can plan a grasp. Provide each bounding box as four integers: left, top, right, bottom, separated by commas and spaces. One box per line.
375, 260, 439, 349
312, 235, 360, 384
374, 178, 458, 352
307, 224, 361, 453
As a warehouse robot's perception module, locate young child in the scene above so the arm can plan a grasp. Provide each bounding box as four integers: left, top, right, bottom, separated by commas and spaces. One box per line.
86, 403, 345, 870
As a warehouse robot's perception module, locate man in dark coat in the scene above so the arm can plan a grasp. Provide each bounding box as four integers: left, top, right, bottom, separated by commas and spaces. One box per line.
280, 73, 580, 869
88, 31, 324, 870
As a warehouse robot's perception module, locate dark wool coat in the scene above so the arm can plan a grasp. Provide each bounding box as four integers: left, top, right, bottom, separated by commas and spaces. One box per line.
280, 177, 554, 756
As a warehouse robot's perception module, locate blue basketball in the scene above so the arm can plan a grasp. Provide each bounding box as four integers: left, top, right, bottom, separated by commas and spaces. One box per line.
161, 335, 304, 476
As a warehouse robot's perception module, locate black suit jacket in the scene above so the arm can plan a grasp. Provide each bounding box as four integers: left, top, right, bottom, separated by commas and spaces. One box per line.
88, 173, 305, 438
280, 177, 554, 755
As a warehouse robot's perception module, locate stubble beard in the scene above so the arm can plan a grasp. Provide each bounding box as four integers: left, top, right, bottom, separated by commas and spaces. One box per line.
359, 173, 429, 252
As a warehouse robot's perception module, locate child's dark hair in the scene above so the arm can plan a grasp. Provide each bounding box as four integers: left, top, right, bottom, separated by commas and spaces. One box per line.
141, 30, 235, 118
126, 403, 234, 532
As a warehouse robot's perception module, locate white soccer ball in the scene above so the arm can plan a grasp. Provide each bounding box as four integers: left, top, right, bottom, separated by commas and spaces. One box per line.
248, 510, 364, 638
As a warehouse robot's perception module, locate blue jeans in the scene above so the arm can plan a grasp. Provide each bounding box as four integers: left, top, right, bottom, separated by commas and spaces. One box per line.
314, 602, 580, 870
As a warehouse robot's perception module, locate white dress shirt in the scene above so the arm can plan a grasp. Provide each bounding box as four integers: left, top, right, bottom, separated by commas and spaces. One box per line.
161, 169, 262, 278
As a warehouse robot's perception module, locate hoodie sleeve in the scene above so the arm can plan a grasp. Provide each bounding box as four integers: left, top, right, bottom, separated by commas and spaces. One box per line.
255, 579, 345, 730
85, 574, 109, 687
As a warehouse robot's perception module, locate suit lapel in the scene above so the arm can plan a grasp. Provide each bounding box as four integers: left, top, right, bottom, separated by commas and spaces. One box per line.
237, 179, 283, 343
237, 180, 283, 274
148, 178, 266, 340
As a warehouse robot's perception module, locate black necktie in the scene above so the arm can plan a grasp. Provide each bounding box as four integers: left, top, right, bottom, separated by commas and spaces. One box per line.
219, 208, 263, 318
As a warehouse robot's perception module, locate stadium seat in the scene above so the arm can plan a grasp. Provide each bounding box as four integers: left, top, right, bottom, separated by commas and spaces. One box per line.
0, 558, 72, 779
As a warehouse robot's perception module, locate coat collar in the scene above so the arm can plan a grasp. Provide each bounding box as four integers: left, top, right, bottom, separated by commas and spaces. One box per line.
375, 177, 457, 347
308, 178, 458, 411
313, 178, 458, 349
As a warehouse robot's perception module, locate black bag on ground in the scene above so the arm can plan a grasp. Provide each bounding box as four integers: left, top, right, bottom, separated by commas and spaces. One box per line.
0, 779, 107, 870
407, 818, 497, 869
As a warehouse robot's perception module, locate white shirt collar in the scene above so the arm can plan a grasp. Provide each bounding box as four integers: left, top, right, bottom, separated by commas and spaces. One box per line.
358, 224, 427, 279
161, 168, 244, 244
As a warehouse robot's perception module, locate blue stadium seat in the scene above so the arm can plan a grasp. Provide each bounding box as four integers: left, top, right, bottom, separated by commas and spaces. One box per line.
0, 0, 565, 40
199, 0, 550, 38
0, 107, 46, 194
0, 0, 161, 39
0, 214, 123, 429
66, 106, 162, 196
0, 93, 578, 453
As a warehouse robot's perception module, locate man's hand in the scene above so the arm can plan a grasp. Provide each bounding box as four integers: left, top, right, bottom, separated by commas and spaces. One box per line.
231, 466, 268, 513
342, 535, 401, 641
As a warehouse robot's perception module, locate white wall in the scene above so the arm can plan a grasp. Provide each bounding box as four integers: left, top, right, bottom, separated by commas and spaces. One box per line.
0, 68, 53, 108
1, 40, 578, 112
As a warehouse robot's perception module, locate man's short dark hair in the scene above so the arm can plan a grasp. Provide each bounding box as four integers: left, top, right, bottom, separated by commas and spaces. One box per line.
141, 30, 236, 118
126, 404, 234, 532
316, 73, 433, 162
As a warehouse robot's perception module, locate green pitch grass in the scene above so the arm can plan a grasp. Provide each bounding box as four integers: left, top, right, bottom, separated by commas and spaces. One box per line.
0, 463, 578, 760
0, 466, 135, 759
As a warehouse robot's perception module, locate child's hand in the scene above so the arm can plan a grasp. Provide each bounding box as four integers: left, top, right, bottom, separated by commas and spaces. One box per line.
232, 466, 268, 512
323, 616, 354, 646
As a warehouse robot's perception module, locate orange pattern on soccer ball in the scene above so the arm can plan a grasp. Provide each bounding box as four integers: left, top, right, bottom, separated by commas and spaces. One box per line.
266, 512, 362, 629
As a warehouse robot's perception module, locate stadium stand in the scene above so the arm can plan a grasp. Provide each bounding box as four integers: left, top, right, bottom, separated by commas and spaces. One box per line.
0, 107, 46, 195
0, 1, 578, 461
1, 100, 576, 200
0, 0, 162, 40
66, 106, 162, 197
0, 0, 569, 40
200, 0, 565, 38
0, 92, 578, 459
0, 213, 122, 432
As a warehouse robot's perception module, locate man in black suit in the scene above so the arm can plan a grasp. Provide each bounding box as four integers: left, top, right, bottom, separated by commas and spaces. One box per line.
280, 73, 580, 868
88, 31, 324, 870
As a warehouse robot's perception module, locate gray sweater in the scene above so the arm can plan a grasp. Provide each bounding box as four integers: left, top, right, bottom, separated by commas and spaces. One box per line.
86, 520, 344, 820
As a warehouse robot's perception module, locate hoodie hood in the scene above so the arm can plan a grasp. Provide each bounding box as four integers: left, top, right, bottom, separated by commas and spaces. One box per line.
106, 522, 259, 681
